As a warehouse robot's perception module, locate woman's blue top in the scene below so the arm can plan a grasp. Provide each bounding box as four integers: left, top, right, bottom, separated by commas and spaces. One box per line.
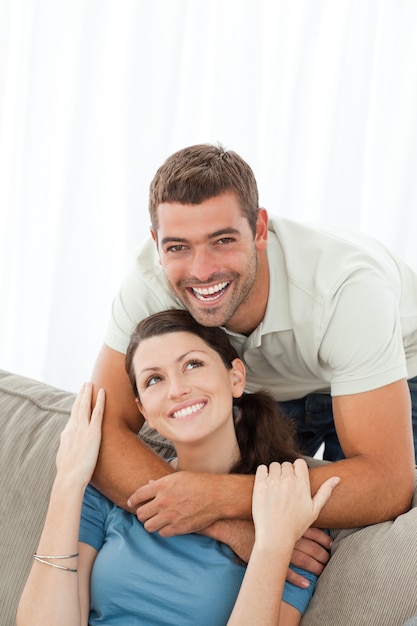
80, 485, 318, 625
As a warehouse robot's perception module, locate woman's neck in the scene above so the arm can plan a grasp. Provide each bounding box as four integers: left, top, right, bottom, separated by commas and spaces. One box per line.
173, 420, 241, 474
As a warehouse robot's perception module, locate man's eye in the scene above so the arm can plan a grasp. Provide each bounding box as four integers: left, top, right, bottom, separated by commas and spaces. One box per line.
217, 238, 234, 245
167, 244, 186, 253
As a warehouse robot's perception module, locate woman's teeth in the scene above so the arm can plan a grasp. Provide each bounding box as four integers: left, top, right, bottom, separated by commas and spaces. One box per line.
172, 402, 205, 419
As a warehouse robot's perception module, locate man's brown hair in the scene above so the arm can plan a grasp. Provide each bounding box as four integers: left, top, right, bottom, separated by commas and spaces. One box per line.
148, 143, 259, 235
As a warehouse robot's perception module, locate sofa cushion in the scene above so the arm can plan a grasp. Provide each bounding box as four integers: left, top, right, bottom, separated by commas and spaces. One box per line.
301, 482, 417, 625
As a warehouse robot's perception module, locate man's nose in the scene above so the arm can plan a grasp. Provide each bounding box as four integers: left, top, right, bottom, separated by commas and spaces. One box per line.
189, 248, 219, 282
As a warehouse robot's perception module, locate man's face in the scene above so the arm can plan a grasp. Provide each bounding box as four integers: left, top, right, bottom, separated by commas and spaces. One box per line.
152, 191, 268, 333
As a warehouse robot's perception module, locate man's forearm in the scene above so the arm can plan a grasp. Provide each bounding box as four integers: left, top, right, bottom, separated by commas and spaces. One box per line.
203, 518, 254, 563
132, 472, 254, 534
210, 473, 254, 520
309, 456, 414, 528
92, 424, 174, 510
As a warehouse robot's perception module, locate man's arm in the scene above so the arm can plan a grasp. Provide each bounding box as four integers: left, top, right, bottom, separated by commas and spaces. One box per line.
90, 344, 175, 507
131, 379, 415, 530
309, 378, 415, 528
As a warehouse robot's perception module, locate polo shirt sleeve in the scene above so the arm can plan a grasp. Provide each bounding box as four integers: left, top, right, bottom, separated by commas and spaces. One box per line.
320, 268, 408, 396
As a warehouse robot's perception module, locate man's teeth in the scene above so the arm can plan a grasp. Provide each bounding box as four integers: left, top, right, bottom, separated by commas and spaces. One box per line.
172, 402, 205, 419
192, 281, 229, 300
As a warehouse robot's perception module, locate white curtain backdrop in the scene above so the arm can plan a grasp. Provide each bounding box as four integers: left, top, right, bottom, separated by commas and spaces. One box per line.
1, 0, 417, 392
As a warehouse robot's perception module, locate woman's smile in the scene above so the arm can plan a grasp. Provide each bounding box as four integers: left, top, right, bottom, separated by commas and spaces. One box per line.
170, 401, 206, 420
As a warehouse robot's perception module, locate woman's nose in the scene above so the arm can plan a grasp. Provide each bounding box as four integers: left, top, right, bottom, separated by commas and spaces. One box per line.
167, 375, 191, 399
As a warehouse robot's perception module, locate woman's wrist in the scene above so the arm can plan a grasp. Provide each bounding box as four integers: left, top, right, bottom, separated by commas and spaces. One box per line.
52, 472, 89, 497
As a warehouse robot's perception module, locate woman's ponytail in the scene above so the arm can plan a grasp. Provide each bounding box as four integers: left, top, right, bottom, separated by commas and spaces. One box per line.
230, 391, 301, 475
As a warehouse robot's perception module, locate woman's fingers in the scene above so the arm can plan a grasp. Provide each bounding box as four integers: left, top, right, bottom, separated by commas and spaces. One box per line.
57, 384, 105, 480
252, 459, 340, 539
312, 476, 340, 515
70, 382, 90, 423
90, 388, 105, 427
71, 383, 105, 425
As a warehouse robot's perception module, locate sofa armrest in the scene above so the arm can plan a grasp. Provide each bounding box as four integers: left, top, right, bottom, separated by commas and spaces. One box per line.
0, 370, 74, 624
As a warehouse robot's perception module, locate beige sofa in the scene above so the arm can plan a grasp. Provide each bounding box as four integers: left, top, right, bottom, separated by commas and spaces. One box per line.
1, 368, 417, 626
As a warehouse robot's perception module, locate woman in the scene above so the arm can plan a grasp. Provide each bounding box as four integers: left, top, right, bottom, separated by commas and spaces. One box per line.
17, 310, 339, 626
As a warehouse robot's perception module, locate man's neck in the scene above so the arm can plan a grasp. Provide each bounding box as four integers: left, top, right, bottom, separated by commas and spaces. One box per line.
225, 252, 269, 336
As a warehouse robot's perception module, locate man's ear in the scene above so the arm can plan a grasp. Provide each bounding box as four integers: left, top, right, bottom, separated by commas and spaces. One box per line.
150, 227, 162, 265
255, 207, 268, 252
230, 358, 246, 398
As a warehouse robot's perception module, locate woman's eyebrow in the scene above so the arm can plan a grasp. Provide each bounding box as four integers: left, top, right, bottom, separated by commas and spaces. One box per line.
138, 349, 209, 376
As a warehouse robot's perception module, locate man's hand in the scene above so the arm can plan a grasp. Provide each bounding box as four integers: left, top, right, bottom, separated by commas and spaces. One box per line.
287, 527, 332, 586
129, 471, 253, 535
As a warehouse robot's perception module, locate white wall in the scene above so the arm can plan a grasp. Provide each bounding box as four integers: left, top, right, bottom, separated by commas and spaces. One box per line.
1, 0, 416, 391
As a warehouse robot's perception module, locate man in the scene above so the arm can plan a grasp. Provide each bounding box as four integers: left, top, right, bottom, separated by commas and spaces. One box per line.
91, 143, 416, 573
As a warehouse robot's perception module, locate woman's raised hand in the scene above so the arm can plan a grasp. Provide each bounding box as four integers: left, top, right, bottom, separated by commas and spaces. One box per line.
55, 382, 105, 487
252, 459, 340, 548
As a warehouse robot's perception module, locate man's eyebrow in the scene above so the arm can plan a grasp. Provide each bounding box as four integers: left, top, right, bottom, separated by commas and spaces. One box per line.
160, 227, 241, 246
209, 227, 241, 239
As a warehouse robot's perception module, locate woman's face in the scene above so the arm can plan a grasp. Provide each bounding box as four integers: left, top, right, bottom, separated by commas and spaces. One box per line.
132, 331, 245, 446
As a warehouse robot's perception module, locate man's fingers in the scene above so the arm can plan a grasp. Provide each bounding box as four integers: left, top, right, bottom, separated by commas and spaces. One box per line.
285, 566, 312, 589
301, 526, 333, 550
293, 537, 331, 567
127, 480, 156, 508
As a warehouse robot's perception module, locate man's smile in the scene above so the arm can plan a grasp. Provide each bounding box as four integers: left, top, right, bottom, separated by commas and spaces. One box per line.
189, 281, 231, 302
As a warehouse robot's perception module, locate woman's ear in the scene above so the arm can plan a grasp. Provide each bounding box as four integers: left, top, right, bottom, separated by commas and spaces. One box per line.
135, 398, 147, 421
135, 397, 155, 430
230, 358, 246, 398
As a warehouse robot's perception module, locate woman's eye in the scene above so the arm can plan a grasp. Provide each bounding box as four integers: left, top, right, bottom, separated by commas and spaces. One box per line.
185, 360, 203, 371
145, 375, 162, 387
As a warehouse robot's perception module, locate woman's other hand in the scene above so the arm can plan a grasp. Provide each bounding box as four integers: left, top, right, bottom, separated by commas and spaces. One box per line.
252, 459, 340, 548
55, 383, 105, 486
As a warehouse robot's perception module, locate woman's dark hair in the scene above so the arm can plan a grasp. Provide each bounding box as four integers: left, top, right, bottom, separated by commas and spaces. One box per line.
125, 309, 301, 474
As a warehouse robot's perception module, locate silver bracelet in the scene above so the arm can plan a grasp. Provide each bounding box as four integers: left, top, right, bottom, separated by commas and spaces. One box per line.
34, 552, 79, 559
33, 553, 78, 573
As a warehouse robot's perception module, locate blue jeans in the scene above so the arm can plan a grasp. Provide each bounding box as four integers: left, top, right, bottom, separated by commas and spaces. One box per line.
279, 376, 417, 462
